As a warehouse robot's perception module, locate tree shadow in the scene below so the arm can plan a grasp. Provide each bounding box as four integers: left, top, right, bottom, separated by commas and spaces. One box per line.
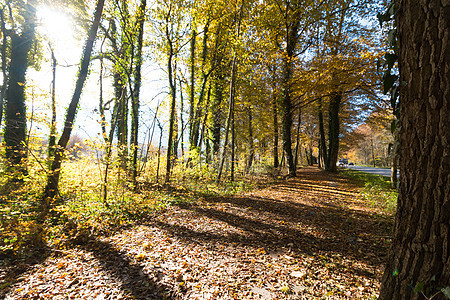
146, 167, 393, 281
80, 238, 176, 300
0, 249, 49, 298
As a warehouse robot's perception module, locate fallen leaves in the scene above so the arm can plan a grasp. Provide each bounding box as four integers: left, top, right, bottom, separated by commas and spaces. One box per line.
2, 167, 392, 299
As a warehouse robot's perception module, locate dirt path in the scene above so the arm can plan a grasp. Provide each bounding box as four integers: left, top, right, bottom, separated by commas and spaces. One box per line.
1, 167, 393, 299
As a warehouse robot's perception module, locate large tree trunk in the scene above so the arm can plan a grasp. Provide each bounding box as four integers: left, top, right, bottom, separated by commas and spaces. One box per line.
42, 0, 105, 207
4, 3, 36, 178
325, 92, 341, 172
0, 8, 8, 128
379, 0, 449, 299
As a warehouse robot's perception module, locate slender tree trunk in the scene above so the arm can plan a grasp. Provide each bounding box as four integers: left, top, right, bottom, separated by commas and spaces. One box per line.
272, 91, 279, 169
164, 28, 177, 183
379, 1, 449, 298
42, 0, 105, 208
130, 0, 146, 188
179, 79, 185, 158
48, 48, 57, 163
188, 29, 196, 150
4, 3, 36, 178
230, 93, 235, 181
212, 72, 224, 161
294, 107, 301, 169
217, 54, 237, 182
246, 106, 254, 173
318, 97, 327, 168
216, 2, 243, 182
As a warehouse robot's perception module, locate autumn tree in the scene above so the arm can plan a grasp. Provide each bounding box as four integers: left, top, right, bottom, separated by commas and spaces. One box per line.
378, 0, 449, 299
2, 1, 37, 179
43, 0, 105, 209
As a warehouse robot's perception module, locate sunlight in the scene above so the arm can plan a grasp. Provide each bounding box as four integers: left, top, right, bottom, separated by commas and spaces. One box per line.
37, 6, 74, 46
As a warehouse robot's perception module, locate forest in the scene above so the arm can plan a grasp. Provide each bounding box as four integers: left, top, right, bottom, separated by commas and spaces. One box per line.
0, 0, 448, 299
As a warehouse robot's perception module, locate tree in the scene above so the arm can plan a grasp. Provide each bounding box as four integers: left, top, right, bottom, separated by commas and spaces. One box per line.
3, 2, 36, 179
42, 0, 105, 209
378, 0, 449, 299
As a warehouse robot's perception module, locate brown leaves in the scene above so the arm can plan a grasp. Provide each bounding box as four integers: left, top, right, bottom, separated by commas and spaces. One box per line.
2, 167, 392, 299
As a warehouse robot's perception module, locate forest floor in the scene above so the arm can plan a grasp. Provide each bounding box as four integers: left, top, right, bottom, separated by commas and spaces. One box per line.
1, 166, 394, 299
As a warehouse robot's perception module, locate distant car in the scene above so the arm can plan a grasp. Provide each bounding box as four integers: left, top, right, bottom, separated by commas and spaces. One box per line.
349, 162, 354, 166
343, 158, 348, 165
338, 159, 344, 166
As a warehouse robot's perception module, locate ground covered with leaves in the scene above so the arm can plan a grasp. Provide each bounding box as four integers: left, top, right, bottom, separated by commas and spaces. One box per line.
1, 167, 394, 299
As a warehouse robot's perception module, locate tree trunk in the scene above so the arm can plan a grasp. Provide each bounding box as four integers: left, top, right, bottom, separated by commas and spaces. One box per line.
212, 69, 224, 161
48, 47, 57, 163
4, 3, 36, 178
280, 17, 300, 177
188, 29, 196, 151
0, 8, 8, 128
325, 92, 341, 172
318, 97, 327, 168
246, 106, 254, 173
164, 29, 177, 183
294, 107, 302, 169
272, 91, 279, 169
379, 0, 449, 299
42, 0, 105, 207
130, 0, 146, 188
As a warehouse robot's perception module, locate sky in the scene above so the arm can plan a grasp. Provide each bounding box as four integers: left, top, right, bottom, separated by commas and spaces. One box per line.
29, 5, 169, 148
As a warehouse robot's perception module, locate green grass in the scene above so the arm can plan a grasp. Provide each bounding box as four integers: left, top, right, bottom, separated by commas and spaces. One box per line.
340, 168, 398, 215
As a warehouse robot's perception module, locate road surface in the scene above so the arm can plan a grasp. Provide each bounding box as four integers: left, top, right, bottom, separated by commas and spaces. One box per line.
344, 165, 399, 178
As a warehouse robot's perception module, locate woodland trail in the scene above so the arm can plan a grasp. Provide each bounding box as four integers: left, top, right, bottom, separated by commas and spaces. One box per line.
1, 166, 393, 299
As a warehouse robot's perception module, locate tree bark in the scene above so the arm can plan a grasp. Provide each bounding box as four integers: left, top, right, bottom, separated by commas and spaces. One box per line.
130, 0, 146, 187
164, 21, 177, 183
4, 3, 36, 178
0, 8, 8, 128
318, 97, 327, 168
272, 91, 279, 169
325, 92, 341, 172
42, 0, 105, 206
379, 0, 449, 299
48, 47, 57, 163
294, 107, 302, 169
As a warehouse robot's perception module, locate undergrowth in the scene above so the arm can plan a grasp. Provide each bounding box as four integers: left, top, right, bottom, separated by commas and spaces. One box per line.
340, 168, 398, 215
0, 153, 278, 261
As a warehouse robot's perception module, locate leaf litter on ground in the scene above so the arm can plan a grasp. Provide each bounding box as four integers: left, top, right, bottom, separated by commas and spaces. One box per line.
1, 166, 393, 299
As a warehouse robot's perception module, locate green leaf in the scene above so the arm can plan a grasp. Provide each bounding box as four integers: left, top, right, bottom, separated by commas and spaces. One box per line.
414, 282, 424, 293
442, 287, 450, 299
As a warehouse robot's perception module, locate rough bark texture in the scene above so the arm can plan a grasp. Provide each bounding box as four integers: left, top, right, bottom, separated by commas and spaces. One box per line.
0, 8, 8, 128
379, 0, 449, 299
325, 92, 341, 172
4, 4, 36, 177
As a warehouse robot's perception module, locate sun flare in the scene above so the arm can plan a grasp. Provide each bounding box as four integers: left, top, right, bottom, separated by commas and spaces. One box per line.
37, 7, 74, 45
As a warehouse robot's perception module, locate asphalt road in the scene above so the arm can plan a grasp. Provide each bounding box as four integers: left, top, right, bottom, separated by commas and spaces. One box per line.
344, 165, 398, 177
